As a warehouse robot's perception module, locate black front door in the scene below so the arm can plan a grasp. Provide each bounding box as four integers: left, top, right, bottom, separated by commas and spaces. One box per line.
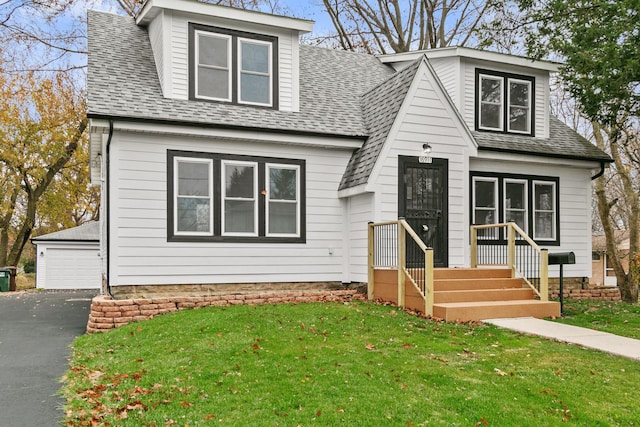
398, 156, 448, 267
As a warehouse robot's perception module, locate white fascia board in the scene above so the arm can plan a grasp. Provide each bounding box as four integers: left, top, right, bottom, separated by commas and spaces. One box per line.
473, 150, 602, 169
136, 0, 314, 33
337, 184, 370, 199
110, 120, 365, 150
379, 47, 560, 72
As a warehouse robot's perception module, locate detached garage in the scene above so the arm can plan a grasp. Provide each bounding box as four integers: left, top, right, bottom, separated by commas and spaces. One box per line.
31, 221, 101, 290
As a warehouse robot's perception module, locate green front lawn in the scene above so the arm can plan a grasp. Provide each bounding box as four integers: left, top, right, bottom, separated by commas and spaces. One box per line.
62, 302, 639, 426
554, 299, 640, 340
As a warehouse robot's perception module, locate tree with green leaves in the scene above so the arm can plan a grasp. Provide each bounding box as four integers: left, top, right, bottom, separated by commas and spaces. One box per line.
517, 0, 640, 302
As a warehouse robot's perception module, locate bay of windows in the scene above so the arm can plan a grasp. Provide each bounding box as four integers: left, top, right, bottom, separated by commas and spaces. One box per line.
168, 151, 304, 242
472, 173, 558, 244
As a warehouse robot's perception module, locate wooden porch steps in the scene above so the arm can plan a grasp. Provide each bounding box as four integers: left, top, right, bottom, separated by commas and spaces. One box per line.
431, 267, 560, 322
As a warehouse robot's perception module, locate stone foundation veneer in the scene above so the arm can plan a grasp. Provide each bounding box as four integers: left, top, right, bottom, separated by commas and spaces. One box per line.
549, 287, 621, 302
87, 289, 359, 333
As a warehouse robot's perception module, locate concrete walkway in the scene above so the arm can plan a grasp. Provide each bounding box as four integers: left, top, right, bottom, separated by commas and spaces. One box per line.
484, 317, 640, 361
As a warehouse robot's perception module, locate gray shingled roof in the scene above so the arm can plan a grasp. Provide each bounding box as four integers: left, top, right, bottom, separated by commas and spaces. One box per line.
31, 221, 100, 242
339, 59, 420, 190
87, 10, 611, 192
87, 11, 394, 137
472, 116, 611, 162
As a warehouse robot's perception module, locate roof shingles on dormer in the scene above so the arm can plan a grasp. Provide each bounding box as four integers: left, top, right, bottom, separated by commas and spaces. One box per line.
87, 11, 394, 137
87, 9, 610, 191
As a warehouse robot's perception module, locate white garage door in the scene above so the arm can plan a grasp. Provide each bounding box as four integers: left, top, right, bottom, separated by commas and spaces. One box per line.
45, 247, 101, 289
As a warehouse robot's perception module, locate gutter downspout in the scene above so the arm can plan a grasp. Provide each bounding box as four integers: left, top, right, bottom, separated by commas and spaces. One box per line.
591, 161, 606, 180
105, 120, 114, 298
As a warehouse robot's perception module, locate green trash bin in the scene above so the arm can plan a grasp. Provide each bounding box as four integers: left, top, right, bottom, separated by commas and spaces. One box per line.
0, 269, 9, 292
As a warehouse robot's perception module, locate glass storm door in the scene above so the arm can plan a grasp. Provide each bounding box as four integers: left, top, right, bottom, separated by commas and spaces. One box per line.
398, 157, 448, 267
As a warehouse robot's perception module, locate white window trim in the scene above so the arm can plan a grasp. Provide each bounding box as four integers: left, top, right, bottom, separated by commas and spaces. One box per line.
174, 157, 214, 237
478, 74, 504, 132
507, 78, 532, 134
473, 177, 499, 239
194, 30, 232, 102
503, 178, 528, 233
237, 37, 273, 107
266, 163, 300, 237
221, 160, 259, 237
532, 180, 556, 241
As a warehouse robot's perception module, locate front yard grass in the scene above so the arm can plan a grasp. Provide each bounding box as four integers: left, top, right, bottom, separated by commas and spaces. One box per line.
554, 299, 640, 340
62, 301, 640, 426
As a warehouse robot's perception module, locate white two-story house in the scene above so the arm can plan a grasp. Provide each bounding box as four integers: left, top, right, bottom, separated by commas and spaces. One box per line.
88, 0, 610, 299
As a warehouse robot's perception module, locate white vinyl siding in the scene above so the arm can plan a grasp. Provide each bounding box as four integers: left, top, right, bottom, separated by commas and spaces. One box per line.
470, 156, 594, 279
367, 64, 476, 269
152, 11, 296, 110
344, 193, 374, 283
462, 60, 550, 137
107, 130, 351, 286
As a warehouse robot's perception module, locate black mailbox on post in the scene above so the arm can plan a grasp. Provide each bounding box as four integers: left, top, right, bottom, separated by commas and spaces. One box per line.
548, 252, 575, 265
548, 251, 575, 315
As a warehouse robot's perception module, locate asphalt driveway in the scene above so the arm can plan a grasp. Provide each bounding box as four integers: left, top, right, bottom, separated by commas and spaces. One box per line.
0, 290, 96, 426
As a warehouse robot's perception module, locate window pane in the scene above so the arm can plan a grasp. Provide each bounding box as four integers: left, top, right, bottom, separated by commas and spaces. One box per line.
505, 182, 525, 209
178, 161, 209, 196
241, 42, 269, 73
240, 73, 270, 104
177, 198, 210, 232
269, 202, 297, 234
475, 180, 496, 208
225, 200, 255, 233
509, 106, 529, 132
481, 78, 502, 103
270, 168, 297, 200
535, 212, 554, 239
198, 34, 228, 68
509, 81, 529, 107
534, 184, 554, 210
480, 104, 501, 129
225, 165, 254, 198
198, 67, 229, 99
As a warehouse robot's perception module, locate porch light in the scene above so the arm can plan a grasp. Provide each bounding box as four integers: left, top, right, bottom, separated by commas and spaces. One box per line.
419, 143, 433, 164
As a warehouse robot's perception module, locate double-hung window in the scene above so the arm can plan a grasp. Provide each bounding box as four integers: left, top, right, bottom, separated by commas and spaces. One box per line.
222, 160, 258, 235
533, 181, 556, 241
174, 157, 213, 236
477, 69, 534, 135
267, 164, 300, 236
471, 173, 559, 244
472, 177, 499, 239
168, 151, 304, 243
190, 24, 277, 108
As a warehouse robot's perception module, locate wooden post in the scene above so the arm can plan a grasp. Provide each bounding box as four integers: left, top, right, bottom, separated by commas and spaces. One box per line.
424, 248, 434, 316
507, 223, 516, 278
540, 249, 549, 301
470, 226, 478, 268
367, 222, 374, 301
397, 220, 406, 308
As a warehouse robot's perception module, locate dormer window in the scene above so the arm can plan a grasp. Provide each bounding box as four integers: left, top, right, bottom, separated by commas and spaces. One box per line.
476, 69, 534, 136
190, 23, 278, 108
